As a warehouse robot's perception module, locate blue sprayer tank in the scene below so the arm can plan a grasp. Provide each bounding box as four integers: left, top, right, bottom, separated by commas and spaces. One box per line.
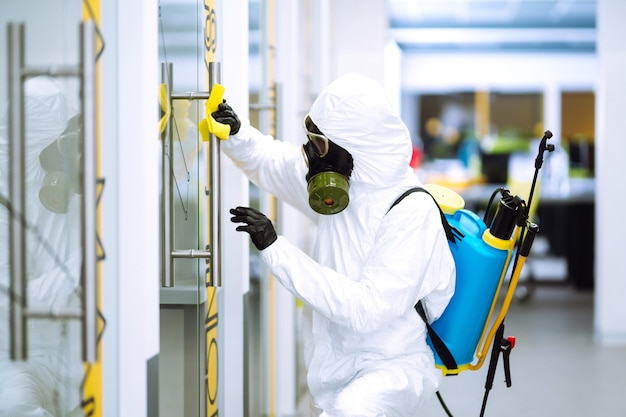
426, 186, 518, 369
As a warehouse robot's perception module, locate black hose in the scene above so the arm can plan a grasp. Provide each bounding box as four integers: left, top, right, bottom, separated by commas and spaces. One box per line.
483, 187, 508, 225
436, 391, 454, 417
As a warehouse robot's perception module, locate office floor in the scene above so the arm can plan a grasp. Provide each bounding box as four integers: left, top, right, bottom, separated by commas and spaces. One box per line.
296, 280, 626, 416
418, 285, 626, 417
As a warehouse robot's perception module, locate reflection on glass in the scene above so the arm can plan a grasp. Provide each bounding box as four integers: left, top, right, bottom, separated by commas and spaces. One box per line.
0, 77, 83, 416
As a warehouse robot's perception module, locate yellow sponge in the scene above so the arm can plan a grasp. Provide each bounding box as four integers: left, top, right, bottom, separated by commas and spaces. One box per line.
158, 83, 171, 134
198, 83, 231, 141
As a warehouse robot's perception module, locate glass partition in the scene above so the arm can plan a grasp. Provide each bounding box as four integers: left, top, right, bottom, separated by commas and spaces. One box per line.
158, 1, 216, 416
0, 1, 88, 416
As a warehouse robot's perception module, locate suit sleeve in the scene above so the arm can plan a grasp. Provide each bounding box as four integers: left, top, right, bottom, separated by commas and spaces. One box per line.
221, 121, 316, 221
260, 192, 455, 332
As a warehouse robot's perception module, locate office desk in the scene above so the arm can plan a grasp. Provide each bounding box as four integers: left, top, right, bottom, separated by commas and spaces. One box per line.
457, 178, 595, 207
456, 178, 595, 289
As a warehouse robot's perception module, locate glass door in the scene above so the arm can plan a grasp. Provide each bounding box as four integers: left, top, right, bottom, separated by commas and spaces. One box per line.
0, 1, 102, 416
158, 1, 219, 416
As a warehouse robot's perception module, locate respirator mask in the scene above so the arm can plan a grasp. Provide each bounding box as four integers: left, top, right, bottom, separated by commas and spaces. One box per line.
38, 114, 82, 214
301, 114, 353, 215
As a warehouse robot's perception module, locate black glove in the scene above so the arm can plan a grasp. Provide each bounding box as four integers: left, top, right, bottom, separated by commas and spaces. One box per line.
230, 206, 277, 251
212, 101, 241, 135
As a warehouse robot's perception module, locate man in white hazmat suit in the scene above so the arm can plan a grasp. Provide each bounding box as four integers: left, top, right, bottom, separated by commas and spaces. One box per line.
214, 73, 455, 417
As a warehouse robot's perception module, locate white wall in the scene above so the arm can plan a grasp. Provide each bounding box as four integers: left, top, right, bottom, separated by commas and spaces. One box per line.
402, 52, 597, 93
594, 0, 626, 345
329, 0, 388, 85
101, 1, 161, 416
217, 0, 249, 416
273, 1, 306, 415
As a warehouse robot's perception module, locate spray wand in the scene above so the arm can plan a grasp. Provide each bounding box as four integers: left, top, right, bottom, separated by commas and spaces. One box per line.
526, 130, 555, 214
479, 131, 555, 417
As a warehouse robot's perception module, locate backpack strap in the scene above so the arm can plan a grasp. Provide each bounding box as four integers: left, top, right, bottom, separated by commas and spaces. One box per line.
388, 186, 459, 372
387, 187, 457, 243
415, 300, 458, 372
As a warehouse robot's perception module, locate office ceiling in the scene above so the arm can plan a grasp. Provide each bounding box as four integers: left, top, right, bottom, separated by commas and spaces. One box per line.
158, 1, 597, 55
388, 0, 597, 52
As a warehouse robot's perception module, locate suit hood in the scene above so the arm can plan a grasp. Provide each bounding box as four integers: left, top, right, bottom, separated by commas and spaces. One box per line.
308, 73, 413, 187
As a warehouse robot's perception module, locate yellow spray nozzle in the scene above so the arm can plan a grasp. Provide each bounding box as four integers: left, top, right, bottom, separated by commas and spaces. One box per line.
198, 83, 231, 141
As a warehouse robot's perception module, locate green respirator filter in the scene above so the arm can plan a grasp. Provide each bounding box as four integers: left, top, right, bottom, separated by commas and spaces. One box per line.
307, 171, 350, 215
39, 171, 73, 214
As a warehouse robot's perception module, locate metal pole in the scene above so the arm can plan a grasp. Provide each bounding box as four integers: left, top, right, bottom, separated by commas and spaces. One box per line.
171, 92, 210, 100
208, 61, 221, 287
7, 22, 27, 361
81, 20, 98, 363
161, 62, 174, 287
21, 65, 80, 78
171, 249, 212, 259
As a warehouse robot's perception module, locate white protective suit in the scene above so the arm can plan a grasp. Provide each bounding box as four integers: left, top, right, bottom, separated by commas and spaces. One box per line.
222, 73, 455, 417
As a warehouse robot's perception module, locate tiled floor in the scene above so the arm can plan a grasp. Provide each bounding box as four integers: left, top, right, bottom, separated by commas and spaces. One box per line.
296, 284, 626, 417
